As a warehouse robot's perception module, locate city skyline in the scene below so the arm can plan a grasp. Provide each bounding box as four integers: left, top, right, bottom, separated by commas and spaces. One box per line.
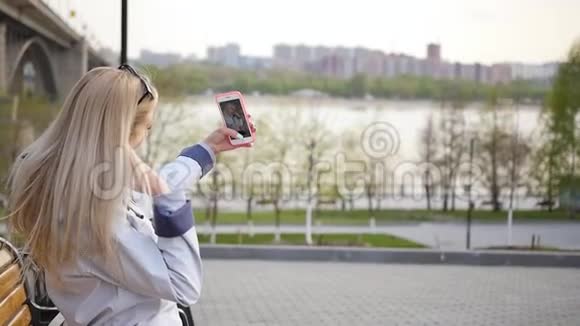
202, 42, 557, 83
45, 0, 580, 65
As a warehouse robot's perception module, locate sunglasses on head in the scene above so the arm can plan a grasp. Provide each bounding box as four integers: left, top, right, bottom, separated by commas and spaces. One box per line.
118, 64, 154, 104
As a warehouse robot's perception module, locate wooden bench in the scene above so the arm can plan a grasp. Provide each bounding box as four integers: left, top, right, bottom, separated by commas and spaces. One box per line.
0, 237, 32, 326
0, 237, 195, 326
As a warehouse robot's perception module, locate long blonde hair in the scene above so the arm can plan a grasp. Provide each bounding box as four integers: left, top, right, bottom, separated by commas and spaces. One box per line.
8, 67, 157, 275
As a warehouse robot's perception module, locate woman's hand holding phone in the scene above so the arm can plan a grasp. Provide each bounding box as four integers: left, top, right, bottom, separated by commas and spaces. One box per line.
215, 91, 255, 146
204, 115, 256, 154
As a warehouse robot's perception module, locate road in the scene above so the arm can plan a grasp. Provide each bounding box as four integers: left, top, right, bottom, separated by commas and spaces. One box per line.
196, 221, 580, 250
191, 260, 580, 325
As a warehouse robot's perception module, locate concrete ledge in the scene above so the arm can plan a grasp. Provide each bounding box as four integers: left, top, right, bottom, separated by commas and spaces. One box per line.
200, 244, 580, 268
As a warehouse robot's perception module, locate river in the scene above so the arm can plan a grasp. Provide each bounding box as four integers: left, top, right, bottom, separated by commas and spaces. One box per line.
169, 95, 542, 162
155, 95, 544, 211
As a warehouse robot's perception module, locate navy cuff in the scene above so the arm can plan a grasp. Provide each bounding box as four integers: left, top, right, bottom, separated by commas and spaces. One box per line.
180, 144, 214, 177
153, 201, 195, 237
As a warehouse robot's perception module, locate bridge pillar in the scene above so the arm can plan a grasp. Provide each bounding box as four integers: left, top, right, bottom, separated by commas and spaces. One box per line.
0, 23, 7, 94
55, 38, 88, 99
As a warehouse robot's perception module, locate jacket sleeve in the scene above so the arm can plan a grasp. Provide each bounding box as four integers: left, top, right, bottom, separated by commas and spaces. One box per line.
109, 224, 204, 306
92, 143, 214, 306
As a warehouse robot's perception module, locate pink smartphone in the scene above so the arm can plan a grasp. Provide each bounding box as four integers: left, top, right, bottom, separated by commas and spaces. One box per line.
215, 91, 255, 146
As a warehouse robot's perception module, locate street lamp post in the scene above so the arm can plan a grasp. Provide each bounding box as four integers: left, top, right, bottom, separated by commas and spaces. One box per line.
507, 104, 520, 247
305, 141, 315, 245
466, 138, 475, 250
120, 0, 128, 65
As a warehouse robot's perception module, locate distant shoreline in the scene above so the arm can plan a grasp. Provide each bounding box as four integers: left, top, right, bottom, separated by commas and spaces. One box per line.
183, 94, 544, 109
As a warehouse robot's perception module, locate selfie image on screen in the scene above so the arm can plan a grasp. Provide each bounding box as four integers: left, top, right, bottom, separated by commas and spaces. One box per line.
219, 99, 251, 139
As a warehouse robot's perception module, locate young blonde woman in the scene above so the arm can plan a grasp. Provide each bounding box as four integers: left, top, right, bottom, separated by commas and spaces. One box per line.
8, 65, 255, 325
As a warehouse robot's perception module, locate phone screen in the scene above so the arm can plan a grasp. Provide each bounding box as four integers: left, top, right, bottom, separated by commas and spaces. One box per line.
219, 99, 251, 139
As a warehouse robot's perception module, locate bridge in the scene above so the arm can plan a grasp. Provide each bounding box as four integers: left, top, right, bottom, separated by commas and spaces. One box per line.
0, 0, 112, 100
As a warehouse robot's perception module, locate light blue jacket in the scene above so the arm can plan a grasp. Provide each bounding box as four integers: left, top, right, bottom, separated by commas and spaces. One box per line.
46, 143, 215, 325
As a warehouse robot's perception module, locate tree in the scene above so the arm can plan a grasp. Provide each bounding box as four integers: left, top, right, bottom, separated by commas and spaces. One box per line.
207, 159, 220, 243
294, 110, 334, 243
301, 116, 333, 217
255, 110, 296, 242
505, 107, 532, 213
348, 74, 369, 98
437, 100, 467, 211
546, 41, 580, 217
363, 158, 386, 219
419, 113, 438, 210
197, 151, 236, 243
337, 131, 362, 211
480, 95, 503, 212
0, 95, 55, 209
242, 149, 256, 225
360, 122, 392, 218
530, 116, 563, 211
477, 99, 531, 216
270, 148, 290, 242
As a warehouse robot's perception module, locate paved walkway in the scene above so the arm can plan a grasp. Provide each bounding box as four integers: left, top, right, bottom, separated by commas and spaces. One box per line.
191, 260, 580, 325
197, 222, 580, 250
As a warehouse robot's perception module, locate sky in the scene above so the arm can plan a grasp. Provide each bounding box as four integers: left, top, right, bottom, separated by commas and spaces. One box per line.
45, 0, 580, 64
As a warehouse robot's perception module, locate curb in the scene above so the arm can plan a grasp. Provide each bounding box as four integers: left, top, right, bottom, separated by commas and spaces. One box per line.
200, 245, 580, 268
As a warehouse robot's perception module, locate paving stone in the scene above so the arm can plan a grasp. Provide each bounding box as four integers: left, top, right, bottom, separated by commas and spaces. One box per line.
191, 260, 580, 326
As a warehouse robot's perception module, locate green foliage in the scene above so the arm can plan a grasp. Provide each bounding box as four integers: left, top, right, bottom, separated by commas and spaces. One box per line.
537, 40, 580, 211
0, 96, 56, 193
141, 64, 208, 99
548, 43, 580, 142
146, 63, 548, 101
348, 74, 369, 97
476, 87, 533, 212
530, 113, 564, 204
